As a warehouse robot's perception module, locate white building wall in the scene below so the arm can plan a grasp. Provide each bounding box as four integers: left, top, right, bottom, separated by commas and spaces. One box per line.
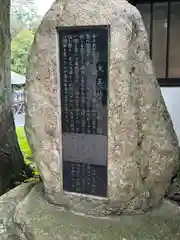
161, 88, 180, 144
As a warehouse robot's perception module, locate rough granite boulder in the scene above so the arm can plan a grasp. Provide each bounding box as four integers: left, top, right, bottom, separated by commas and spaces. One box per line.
0, 183, 35, 239
25, 0, 179, 215
0, 183, 180, 240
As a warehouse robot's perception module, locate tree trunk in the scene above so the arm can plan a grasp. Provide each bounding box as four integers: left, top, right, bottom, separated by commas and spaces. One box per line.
0, 0, 31, 195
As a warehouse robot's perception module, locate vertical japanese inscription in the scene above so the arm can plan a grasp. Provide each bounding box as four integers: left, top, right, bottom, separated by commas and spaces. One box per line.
58, 26, 109, 197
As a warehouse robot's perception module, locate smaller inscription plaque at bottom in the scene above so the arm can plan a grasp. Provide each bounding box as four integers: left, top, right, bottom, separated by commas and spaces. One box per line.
63, 161, 107, 197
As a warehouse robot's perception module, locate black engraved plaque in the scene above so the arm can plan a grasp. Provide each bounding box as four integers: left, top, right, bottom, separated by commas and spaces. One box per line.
58, 25, 109, 197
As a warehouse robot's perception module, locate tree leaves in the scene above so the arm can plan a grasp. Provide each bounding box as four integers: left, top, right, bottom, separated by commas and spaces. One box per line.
11, 0, 40, 38
11, 28, 35, 75
11, 0, 41, 75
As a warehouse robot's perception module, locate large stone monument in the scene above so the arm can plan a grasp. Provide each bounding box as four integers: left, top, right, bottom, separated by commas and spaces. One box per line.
24, 0, 179, 215
0, 0, 180, 239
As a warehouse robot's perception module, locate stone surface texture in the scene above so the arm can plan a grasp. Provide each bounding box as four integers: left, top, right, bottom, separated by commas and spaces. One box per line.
25, 0, 179, 215
1, 183, 180, 240
0, 183, 35, 239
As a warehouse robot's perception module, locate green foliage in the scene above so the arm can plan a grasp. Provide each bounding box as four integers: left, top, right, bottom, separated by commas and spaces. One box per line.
16, 126, 32, 160
16, 126, 39, 176
11, 0, 41, 37
10, 0, 41, 75
11, 29, 35, 75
